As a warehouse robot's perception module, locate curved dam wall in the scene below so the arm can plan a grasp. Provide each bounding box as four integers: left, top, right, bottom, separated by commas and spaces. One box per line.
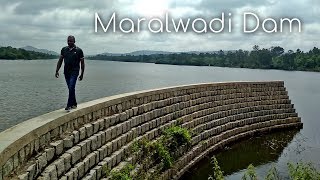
0, 81, 302, 180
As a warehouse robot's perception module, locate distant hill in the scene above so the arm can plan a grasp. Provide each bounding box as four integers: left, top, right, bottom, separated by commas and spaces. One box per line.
97, 50, 229, 56
128, 50, 174, 56
0, 46, 58, 60
185, 51, 220, 55
99, 50, 174, 56
21, 46, 59, 55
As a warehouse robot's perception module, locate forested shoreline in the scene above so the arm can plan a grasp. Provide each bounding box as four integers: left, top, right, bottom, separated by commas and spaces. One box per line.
89, 46, 320, 72
0, 46, 58, 60
3, 45, 320, 73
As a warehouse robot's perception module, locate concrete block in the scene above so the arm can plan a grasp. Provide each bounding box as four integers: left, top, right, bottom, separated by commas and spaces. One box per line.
73, 130, 80, 144
97, 148, 105, 161
78, 142, 87, 158
127, 121, 131, 131
120, 112, 127, 122
101, 145, 108, 159
98, 132, 105, 146
117, 138, 122, 149
111, 155, 117, 167
44, 148, 55, 162
65, 171, 74, 180
141, 124, 146, 134
98, 119, 105, 131
95, 151, 100, 166
85, 124, 94, 137
98, 161, 108, 174
111, 127, 117, 139
132, 128, 138, 138
128, 109, 133, 118
106, 142, 113, 156
67, 146, 81, 164
131, 117, 136, 127
63, 135, 74, 149
47, 165, 57, 180
37, 152, 47, 172
104, 117, 110, 130
121, 136, 126, 147
61, 153, 72, 172
116, 152, 122, 164
105, 129, 112, 142
97, 133, 102, 148
79, 127, 86, 140
112, 141, 118, 152
26, 163, 36, 180
127, 131, 133, 142
110, 116, 116, 126
133, 107, 138, 116
122, 122, 127, 133
84, 157, 90, 172
88, 153, 96, 168
70, 167, 79, 179
84, 140, 92, 155
75, 162, 85, 178
54, 158, 65, 177
93, 166, 102, 180
116, 124, 123, 137
93, 121, 100, 134
50, 140, 64, 156
89, 169, 97, 180
115, 114, 121, 124
136, 116, 142, 125
89, 136, 98, 151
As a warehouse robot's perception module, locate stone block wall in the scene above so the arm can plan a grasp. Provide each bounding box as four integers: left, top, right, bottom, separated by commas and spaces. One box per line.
0, 81, 302, 180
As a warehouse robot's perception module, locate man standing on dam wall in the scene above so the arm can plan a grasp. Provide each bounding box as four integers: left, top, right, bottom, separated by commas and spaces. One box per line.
55, 35, 85, 111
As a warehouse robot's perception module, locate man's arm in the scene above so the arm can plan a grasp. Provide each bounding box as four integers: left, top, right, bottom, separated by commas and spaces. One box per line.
79, 58, 85, 81
55, 55, 63, 78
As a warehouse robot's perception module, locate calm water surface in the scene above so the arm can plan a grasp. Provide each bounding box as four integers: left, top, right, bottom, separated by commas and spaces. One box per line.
0, 60, 319, 179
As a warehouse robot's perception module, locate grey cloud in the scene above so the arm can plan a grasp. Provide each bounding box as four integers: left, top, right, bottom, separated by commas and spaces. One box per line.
198, 0, 272, 10
11, 0, 116, 15
168, 0, 273, 16
0, 0, 319, 54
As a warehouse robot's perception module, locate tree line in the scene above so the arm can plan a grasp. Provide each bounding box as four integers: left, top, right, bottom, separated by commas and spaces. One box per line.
0, 46, 58, 60
89, 46, 320, 72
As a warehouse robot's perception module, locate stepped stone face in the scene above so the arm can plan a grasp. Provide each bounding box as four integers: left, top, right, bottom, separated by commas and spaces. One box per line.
0, 81, 302, 180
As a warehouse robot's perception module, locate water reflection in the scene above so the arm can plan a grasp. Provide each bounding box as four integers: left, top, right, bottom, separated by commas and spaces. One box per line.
181, 129, 301, 180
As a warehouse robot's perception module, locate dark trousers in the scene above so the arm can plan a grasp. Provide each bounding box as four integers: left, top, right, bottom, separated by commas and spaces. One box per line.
64, 72, 78, 107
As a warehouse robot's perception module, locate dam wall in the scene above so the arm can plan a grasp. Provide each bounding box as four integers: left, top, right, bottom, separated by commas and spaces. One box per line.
0, 81, 302, 180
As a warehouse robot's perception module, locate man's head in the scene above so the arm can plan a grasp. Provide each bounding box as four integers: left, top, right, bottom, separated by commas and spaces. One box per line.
67, 35, 75, 47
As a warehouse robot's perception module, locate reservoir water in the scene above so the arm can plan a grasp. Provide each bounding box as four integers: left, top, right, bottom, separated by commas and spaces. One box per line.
0, 60, 319, 179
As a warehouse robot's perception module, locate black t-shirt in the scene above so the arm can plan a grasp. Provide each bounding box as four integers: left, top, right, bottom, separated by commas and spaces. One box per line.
61, 46, 84, 74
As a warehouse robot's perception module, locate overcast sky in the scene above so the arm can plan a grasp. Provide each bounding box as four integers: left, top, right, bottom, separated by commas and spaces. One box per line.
0, 0, 319, 55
